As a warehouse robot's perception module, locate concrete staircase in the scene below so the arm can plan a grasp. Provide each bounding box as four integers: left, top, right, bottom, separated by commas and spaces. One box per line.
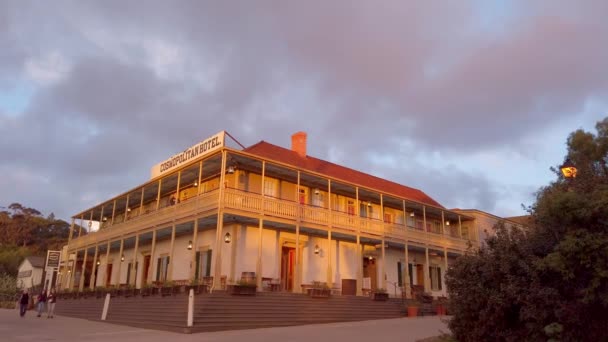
191, 291, 405, 332
56, 291, 409, 333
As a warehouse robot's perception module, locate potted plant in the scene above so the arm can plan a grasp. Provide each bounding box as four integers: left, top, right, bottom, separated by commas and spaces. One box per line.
123, 284, 135, 298
309, 281, 331, 298
140, 283, 152, 297
161, 281, 175, 296
230, 280, 257, 295
436, 296, 448, 316
187, 278, 203, 294
94, 286, 106, 298
407, 300, 420, 317
372, 288, 389, 301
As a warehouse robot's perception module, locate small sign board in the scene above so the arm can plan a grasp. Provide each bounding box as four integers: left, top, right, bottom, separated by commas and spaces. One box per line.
46, 250, 61, 269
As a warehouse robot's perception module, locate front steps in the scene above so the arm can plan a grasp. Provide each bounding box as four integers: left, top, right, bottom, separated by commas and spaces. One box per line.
56, 291, 413, 333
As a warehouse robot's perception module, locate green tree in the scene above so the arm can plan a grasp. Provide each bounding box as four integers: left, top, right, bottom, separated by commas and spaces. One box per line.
447, 118, 608, 342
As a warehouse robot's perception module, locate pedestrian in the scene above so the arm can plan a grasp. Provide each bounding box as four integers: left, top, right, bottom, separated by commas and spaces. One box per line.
47, 290, 56, 318
18, 290, 29, 317
36, 290, 47, 317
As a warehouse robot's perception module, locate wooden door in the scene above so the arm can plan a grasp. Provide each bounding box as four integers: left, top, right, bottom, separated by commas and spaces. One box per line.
281, 247, 295, 291
142, 255, 151, 285
363, 257, 377, 290
416, 264, 424, 286
105, 264, 113, 287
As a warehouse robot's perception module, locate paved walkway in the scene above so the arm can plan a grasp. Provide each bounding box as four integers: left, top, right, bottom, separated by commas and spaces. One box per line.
0, 309, 450, 342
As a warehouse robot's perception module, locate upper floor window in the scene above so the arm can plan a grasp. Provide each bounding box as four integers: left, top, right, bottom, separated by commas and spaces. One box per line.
264, 178, 278, 197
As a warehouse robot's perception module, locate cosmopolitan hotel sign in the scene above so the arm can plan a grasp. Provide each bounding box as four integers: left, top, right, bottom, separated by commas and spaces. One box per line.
150, 131, 225, 179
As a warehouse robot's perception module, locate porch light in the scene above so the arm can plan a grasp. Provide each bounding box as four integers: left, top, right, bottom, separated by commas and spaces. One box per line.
314, 188, 320, 195
193, 181, 198, 187
96, 260, 100, 266
314, 244, 320, 254
410, 212, 415, 217
560, 158, 577, 178
367, 201, 372, 207
121, 254, 125, 262
227, 165, 236, 174
187, 240, 193, 250
102, 216, 108, 222
224, 232, 232, 243
127, 207, 131, 212
67, 269, 71, 273
445, 221, 450, 226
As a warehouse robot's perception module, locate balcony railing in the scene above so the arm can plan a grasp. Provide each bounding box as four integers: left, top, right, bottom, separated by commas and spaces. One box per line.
70, 187, 471, 251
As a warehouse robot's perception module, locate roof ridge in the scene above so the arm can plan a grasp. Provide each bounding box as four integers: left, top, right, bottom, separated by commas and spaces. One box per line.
244, 140, 443, 208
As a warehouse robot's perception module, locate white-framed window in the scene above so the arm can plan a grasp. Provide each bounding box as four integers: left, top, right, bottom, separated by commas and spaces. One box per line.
312, 191, 325, 207
264, 178, 277, 197
429, 265, 442, 291
156, 254, 169, 282
461, 225, 469, 239
195, 249, 212, 280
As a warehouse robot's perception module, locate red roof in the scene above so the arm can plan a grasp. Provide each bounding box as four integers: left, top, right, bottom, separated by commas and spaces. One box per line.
244, 141, 444, 208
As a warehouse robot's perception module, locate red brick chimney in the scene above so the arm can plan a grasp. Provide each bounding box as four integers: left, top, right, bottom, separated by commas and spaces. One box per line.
291, 132, 307, 157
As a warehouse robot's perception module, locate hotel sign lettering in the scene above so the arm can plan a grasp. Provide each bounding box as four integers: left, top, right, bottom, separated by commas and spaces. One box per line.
46, 250, 61, 268
150, 131, 225, 179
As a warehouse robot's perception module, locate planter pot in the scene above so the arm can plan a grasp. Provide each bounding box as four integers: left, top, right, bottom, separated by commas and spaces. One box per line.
436, 305, 446, 316
309, 288, 331, 298
230, 285, 257, 296
372, 292, 389, 301
407, 306, 419, 317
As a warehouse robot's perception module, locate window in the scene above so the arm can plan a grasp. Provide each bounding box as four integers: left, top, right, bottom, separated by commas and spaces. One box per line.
347, 200, 355, 215
264, 178, 277, 197
299, 188, 307, 205
384, 212, 393, 224
397, 261, 404, 287
359, 203, 368, 218
429, 265, 442, 291
195, 249, 212, 280
312, 192, 324, 207
416, 220, 423, 230
461, 225, 469, 239
156, 255, 170, 282
126, 262, 138, 285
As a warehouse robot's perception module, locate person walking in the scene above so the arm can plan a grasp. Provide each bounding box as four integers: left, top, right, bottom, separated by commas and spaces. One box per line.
47, 290, 56, 318
36, 290, 47, 317
18, 290, 29, 317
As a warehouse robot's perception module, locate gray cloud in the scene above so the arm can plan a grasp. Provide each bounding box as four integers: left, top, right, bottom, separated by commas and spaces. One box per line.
1, 1, 607, 219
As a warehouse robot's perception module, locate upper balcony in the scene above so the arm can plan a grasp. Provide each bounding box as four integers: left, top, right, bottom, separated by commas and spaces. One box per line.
68, 149, 477, 252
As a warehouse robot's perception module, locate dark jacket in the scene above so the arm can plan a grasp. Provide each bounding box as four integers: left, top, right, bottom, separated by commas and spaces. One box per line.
19, 293, 29, 304
38, 293, 47, 302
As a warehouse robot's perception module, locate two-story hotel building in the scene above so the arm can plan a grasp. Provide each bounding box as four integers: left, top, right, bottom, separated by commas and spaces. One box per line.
59, 131, 479, 298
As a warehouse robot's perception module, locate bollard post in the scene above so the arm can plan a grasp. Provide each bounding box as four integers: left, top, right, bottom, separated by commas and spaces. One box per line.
101, 293, 110, 320
187, 288, 194, 327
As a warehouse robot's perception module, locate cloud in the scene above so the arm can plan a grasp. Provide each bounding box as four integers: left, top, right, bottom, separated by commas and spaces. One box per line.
1, 1, 607, 220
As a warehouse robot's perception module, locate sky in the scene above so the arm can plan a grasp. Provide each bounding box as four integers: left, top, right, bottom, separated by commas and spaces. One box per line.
1, 0, 607, 221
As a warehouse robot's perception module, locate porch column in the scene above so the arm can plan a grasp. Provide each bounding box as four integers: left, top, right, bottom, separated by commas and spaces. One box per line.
212, 150, 228, 291
380, 194, 386, 290
327, 179, 332, 287
90, 245, 99, 289
294, 171, 301, 293
256, 161, 265, 289
355, 187, 362, 296
404, 242, 411, 298
230, 224, 238, 283
155, 179, 162, 211
110, 199, 117, 226
67, 252, 75, 290
104, 240, 111, 286
124, 194, 130, 223
115, 238, 124, 286
441, 210, 446, 235
424, 246, 430, 292
99, 205, 105, 229
402, 200, 411, 298
190, 219, 199, 281
458, 215, 463, 239
443, 246, 448, 296
79, 249, 88, 291
256, 219, 263, 289
149, 230, 156, 285
131, 233, 139, 286
168, 224, 176, 281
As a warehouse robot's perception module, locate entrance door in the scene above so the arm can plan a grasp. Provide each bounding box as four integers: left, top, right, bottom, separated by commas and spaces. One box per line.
363, 257, 377, 290
105, 264, 113, 287
281, 247, 295, 291
142, 255, 151, 285
416, 264, 424, 286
